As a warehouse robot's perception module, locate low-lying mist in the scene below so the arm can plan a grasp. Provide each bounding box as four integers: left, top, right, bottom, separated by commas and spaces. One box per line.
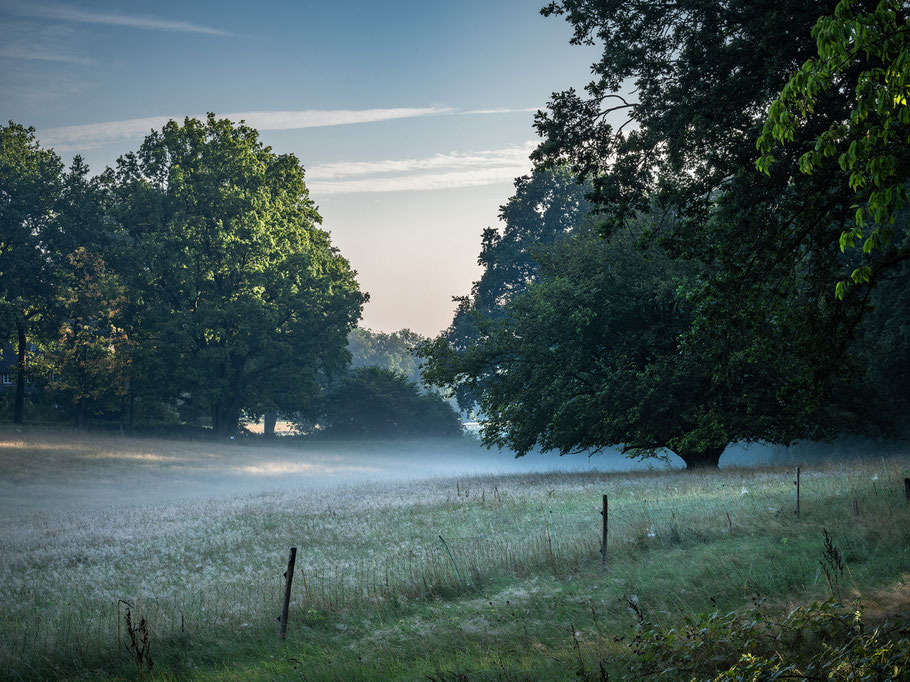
0, 432, 640, 517
1, 429, 899, 518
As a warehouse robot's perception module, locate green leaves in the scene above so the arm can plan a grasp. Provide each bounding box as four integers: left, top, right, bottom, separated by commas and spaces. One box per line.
111, 115, 365, 435
0, 123, 67, 422
757, 0, 910, 275
624, 598, 910, 679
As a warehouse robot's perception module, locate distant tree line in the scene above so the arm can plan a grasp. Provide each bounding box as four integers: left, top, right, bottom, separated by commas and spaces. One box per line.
1, 114, 460, 438
322, 328, 461, 438
347, 327, 426, 386
420, 1, 910, 468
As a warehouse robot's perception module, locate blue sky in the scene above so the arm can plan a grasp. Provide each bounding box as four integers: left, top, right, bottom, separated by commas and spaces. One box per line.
1, 0, 597, 335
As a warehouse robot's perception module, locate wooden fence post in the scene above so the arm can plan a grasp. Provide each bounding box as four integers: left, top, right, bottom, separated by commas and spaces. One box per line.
904, 477, 910, 503
601, 494, 608, 570
852, 500, 859, 518
795, 467, 801, 519
279, 547, 297, 641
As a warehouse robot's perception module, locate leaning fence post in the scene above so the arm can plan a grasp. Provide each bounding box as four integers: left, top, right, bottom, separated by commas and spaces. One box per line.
904, 478, 910, 503
601, 494, 608, 570
795, 467, 801, 519
852, 499, 859, 518
278, 547, 297, 641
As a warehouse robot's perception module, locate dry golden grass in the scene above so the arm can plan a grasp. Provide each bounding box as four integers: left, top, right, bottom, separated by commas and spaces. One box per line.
860, 573, 910, 625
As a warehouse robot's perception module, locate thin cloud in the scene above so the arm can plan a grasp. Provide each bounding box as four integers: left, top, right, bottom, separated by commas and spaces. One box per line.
0, 44, 93, 65
307, 143, 537, 180
42, 115, 179, 151
307, 143, 537, 195
459, 107, 541, 115
309, 166, 531, 195
0, 18, 93, 65
234, 108, 455, 131
1, 1, 231, 36
40, 108, 454, 151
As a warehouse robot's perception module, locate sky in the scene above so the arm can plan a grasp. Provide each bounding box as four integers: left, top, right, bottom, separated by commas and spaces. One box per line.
1, 0, 599, 336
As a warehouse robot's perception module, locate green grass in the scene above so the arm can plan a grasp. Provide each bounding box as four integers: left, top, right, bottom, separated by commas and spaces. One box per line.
0, 431, 908, 679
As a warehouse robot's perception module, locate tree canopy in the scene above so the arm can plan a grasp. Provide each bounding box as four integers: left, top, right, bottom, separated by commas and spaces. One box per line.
424, 216, 870, 468
435, 166, 591, 411
0, 122, 64, 423
108, 114, 365, 436
422, 1, 910, 468
534, 1, 835, 233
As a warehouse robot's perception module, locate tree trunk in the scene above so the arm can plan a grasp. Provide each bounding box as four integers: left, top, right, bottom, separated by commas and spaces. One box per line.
221, 403, 241, 438
13, 322, 26, 425
213, 395, 243, 438
264, 411, 277, 437
76, 400, 87, 429
213, 364, 246, 438
676, 443, 726, 470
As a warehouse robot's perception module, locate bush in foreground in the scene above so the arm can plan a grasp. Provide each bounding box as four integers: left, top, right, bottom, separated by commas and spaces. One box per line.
617, 598, 909, 680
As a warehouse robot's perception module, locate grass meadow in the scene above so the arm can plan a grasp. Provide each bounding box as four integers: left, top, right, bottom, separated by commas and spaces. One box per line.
0, 430, 908, 679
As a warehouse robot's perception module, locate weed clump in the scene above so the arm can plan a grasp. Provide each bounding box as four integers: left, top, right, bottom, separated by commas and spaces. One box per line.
124, 607, 153, 678
619, 598, 909, 679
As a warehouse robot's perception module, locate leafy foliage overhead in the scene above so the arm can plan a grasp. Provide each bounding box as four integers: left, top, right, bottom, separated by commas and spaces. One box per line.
757, 0, 910, 294
534, 0, 836, 235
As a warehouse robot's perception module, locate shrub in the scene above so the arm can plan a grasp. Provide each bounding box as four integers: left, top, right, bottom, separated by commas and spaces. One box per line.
621, 598, 909, 680
321, 366, 462, 437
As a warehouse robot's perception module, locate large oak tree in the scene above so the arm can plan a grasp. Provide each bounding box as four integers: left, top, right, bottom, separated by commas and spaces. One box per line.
109, 115, 365, 436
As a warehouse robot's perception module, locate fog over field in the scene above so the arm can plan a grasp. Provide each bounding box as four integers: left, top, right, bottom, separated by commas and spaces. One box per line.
0, 431, 781, 519
2, 429, 907, 680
